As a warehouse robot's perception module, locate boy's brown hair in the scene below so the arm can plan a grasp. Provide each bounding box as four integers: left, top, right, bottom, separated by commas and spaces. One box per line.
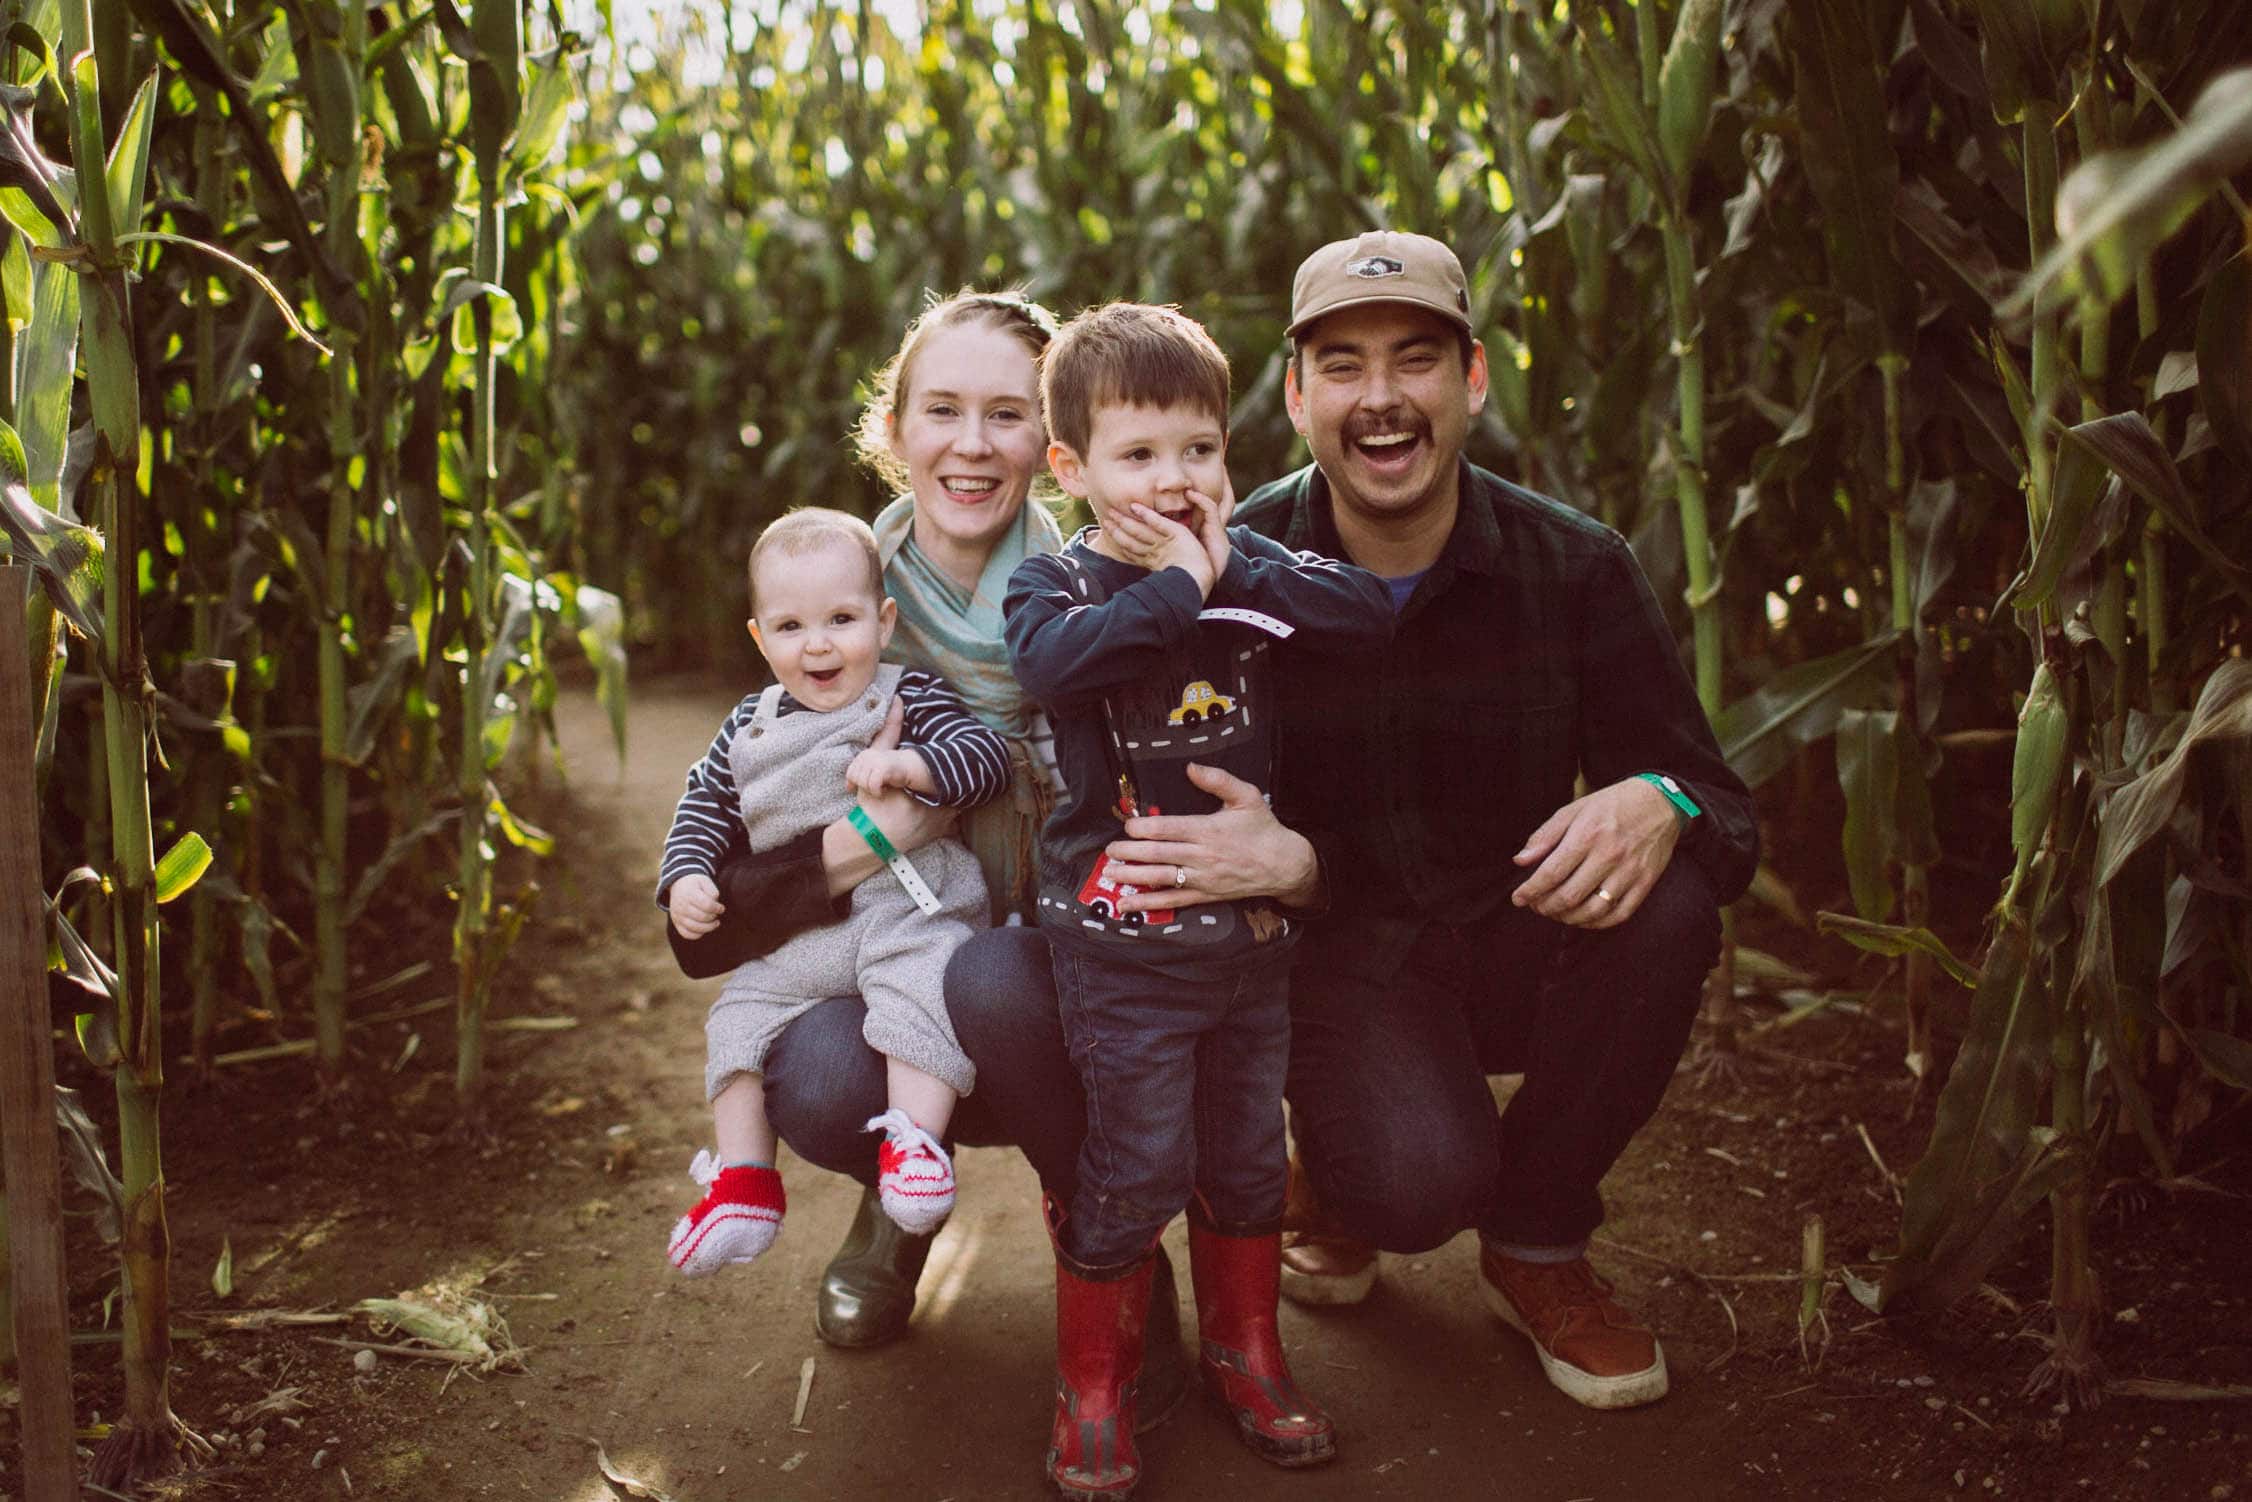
746, 507, 883, 616
1040, 302, 1231, 457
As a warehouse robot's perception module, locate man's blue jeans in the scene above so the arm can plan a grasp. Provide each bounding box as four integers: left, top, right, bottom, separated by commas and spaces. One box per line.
1282, 858, 1719, 1249
1048, 946, 1291, 1273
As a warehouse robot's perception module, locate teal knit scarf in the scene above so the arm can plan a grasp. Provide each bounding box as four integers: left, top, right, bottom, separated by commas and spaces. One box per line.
872, 493, 1063, 917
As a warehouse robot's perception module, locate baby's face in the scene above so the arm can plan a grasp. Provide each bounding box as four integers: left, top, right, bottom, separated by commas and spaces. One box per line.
748, 542, 894, 711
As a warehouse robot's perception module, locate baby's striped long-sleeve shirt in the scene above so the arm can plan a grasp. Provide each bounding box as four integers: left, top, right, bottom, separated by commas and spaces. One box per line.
656, 669, 1009, 904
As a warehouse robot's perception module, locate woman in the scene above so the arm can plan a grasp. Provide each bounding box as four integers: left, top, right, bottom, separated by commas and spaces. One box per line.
672, 290, 1190, 1414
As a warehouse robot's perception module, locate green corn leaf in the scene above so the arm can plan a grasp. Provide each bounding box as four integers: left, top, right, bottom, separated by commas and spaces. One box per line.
2074, 850, 2173, 1178
2010, 419, 2112, 609
344, 626, 422, 766
2008, 65, 2252, 318
510, 41, 576, 176
488, 791, 553, 855
1, 215, 29, 315
2054, 410, 2252, 610
103, 71, 158, 240
310, 36, 363, 172
1883, 915, 2054, 1310
153, 832, 213, 904
211, 1237, 234, 1298
1794, 0, 1910, 346
570, 583, 629, 761
46, 890, 120, 1068
1573, 26, 1666, 193
0, 417, 104, 644
1965, 0, 2076, 126
122, 0, 246, 94
2197, 251, 2252, 468
4, 20, 59, 89
2093, 660, 2252, 888
445, 276, 521, 354
55, 1085, 123, 1243
65, 53, 112, 250
1836, 708, 1901, 921
0, 83, 77, 245
343, 811, 456, 929
14, 256, 80, 505
1989, 332, 2033, 457
1814, 912, 1983, 990
1715, 632, 1901, 790
367, 5, 438, 78
2183, 1028, 2252, 1092
449, 0, 522, 187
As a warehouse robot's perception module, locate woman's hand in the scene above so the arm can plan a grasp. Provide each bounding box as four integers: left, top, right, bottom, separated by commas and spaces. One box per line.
1101, 763, 1318, 912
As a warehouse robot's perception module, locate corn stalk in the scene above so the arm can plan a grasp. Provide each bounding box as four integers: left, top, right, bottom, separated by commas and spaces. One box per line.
289, 0, 373, 1086
54, 5, 195, 1477
445, 0, 524, 1129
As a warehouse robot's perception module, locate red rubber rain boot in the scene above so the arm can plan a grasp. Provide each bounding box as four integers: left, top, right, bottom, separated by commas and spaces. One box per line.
1188, 1222, 1338, 1468
1047, 1249, 1154, 1501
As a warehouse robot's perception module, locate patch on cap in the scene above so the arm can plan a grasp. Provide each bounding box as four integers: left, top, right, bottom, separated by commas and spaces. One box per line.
1345, 255, 1405, 279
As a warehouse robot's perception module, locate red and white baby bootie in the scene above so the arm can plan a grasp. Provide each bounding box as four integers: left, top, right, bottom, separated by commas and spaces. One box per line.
867, 1108, 955, 1235
667, 1150, 785, 1276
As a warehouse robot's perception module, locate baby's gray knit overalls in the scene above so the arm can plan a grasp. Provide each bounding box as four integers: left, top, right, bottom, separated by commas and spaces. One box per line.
705, 662, 986, 1101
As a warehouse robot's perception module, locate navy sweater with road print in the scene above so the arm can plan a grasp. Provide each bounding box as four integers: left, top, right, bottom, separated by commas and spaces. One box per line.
1003, 526, 1391, 974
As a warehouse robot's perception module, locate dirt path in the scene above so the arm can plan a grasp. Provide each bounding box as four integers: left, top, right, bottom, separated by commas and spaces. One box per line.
96, 678, 2248, 1501
387, 678, 1783, 1501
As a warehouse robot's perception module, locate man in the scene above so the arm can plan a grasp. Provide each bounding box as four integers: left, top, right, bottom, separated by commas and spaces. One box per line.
1094, 230, 1756, 1409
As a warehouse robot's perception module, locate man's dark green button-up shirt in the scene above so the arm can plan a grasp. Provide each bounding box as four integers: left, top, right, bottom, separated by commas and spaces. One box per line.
1235, 460, 1757, 931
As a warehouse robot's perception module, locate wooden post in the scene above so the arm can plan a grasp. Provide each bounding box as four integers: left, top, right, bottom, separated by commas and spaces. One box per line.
0, 562, 80, 1501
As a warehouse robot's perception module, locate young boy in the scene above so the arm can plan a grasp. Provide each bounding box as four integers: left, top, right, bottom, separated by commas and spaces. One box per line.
1003, 303, 1394, 1499
659, 508, 1008, 1276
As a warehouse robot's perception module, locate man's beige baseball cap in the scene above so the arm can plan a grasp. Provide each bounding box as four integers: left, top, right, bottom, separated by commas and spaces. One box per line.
1286, 230, 1473, 340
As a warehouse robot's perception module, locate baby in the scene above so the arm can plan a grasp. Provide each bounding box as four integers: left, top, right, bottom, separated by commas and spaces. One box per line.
657, 507, 1008, 1274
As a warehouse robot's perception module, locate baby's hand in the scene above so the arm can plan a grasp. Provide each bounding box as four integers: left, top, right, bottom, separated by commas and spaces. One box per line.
669, 874, 723, 939
847, 747, 933, 798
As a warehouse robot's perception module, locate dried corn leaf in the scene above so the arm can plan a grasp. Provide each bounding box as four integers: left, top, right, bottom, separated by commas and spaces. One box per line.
2104, 1378, 2252, 1402
588, 1439, 681, 1501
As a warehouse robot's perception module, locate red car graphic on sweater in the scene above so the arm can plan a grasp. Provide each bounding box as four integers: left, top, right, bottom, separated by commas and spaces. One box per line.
1076, 855, 1174, 926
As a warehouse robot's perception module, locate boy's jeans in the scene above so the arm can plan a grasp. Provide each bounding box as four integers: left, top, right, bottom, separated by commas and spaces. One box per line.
1049, 945, 1292, 1273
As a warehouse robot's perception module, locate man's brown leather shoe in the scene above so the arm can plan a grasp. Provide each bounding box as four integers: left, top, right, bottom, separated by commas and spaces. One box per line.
1479, 1246, 1668, 1408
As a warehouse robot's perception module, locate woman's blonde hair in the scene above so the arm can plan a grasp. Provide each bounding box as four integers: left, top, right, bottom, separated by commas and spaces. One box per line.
852, 288, 1061, 494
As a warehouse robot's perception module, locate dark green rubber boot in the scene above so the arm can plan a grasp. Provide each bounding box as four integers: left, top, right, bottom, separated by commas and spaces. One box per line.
1135, 1244, 1191, 1433
814, 1184, 938, 1348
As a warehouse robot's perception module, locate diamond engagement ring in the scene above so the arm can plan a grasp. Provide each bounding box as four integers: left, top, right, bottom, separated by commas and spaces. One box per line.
1174, 866, 1188, 888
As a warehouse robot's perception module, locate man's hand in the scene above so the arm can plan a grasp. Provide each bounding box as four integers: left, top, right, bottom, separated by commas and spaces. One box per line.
1103, 763, 1318, 911
1510, 775, 1683, 928
668, 873, 724, 939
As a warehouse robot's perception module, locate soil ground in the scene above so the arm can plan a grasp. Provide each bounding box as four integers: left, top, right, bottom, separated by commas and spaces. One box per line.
15, 676, 2252, 1501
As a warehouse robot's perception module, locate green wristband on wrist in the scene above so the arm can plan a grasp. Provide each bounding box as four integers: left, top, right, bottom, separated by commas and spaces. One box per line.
847, 803, 943, 915
1639, 772, 1702, 821
846, 803, 901, 862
